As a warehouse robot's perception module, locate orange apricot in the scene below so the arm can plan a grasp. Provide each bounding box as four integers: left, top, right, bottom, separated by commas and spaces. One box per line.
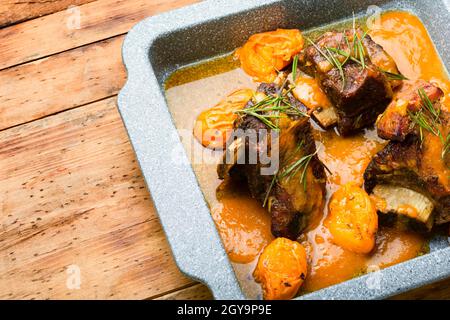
193, 89, 254, 149
235, 29, 304, 83
325, 183, 378, 254
253, 237, 307, 300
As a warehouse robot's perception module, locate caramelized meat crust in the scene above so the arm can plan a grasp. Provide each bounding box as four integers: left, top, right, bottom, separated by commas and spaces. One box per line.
376, 80, 444, 141
364, 129, 450, 226
304, 30, 396, 135
218, 83, 326, 240
269, 116, 326, 238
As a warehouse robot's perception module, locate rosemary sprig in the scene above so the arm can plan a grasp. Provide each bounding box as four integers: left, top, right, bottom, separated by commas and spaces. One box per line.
262, 174, 277, 208
418, 88, 440, 121
356, 31, 368, 69
235, 89, 307, 130
326, 47, 408, 81
409, 88, 447, 160
262, 140, 305, 207
350, 12, 367, 69
326, 47, 362, 65
378, 68, 409, 81
279, 150, 317, 190
305, 36, 346, 89
241, 110, 282, 130
305, 37, 334, 66
292, 55, 299, 83
263, 140, 322, 204
305, 22, 367, 89
408, 110, 439, 137
342, 35, 352, 65
326, 47, 345, 89
443, 133, 450, 159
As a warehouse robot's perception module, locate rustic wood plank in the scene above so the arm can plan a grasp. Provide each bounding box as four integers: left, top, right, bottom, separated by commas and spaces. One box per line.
0, 0, 95, 28
0, 36, 125, 131
156, 284, 213, 300
0, 0, 199, 70
0, 97, 194, 299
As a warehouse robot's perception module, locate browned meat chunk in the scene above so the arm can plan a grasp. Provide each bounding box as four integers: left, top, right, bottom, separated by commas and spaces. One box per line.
304, 29, 397, 135
218, 83, 326, 239
364, 107, 450, 229
376, 80, 444, 141
269, 116, 326, 238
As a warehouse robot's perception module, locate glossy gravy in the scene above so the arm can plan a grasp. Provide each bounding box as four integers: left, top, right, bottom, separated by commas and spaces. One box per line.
165, 11, 448, 298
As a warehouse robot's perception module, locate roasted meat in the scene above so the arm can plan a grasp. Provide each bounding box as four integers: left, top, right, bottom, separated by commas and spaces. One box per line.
376, 80, 444, 141
303, 29, 397, 135
218, 83, 326, 240
364, 112, 450, 229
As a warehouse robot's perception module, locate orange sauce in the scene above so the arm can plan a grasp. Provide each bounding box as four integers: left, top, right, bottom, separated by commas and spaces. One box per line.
212, 180, 274, 264
369, 11, 450, 112
367, 228, 425, 269
314, 128, 385, 187
165, 11, 447, 297
421, 131, 450, 192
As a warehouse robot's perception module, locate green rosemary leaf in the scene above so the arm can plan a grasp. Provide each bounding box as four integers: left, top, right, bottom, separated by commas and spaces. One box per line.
300, 155, 313, 190
325, 47, 345, 89
342, 35, 352, 65
292, 55, 299, 83
326, 47, 361, 65
245, 111, 279, 130
418, 88, 440, 121
279, 150, 317, 190
234, 83, 308, 131
357, 36, 365, 69
408, 110, 439, 137
378, 68, 409, 81
305, 36, 334, 66
263, 174, 277, 208
442, 133, 450, 159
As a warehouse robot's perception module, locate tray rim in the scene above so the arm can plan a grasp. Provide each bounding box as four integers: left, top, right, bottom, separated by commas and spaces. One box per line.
117, 0, 450, 300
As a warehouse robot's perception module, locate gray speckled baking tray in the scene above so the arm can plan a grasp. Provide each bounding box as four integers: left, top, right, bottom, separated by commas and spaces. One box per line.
117, 0, 450, 300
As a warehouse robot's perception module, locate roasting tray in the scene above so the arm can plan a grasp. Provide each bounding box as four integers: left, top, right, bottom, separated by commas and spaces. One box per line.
117, 0, 450, 300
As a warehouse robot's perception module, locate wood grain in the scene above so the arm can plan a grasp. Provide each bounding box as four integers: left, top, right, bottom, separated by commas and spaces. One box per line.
0, 36, 125, 130
0, 0, 200, 70
0, 97, 194, 299
156, 284, 213, 300
0, 0, 95, 27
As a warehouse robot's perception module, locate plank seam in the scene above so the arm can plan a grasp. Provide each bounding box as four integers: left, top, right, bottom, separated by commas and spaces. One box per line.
0, 0, 95, 29
147, 282, 202, 300
0, 33, 126, 72
0, 93, 118, 133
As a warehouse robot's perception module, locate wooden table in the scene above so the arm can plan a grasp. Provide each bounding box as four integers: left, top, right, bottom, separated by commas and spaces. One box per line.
0, 0, 448, 300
